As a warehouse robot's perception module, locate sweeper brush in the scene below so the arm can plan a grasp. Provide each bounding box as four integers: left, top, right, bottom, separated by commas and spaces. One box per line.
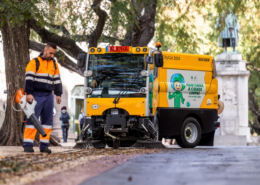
73, 140, 106, 149
131, 140, 165, 149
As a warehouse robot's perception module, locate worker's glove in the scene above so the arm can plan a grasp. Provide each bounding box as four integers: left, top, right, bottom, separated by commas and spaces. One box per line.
27, 94, 34, 103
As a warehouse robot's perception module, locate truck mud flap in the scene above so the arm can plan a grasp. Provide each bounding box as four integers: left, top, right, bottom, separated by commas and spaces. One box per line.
198, 131, 215, 146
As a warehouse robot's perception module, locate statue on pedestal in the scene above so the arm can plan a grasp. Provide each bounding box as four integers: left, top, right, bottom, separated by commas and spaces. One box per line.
216, 11, 240, 53
215, 11, 251, 143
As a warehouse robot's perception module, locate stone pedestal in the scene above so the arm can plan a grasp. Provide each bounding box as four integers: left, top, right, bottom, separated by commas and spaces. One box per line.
215, 53, 251, 144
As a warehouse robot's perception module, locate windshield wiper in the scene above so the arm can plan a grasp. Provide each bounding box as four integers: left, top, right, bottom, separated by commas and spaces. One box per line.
113, 58, 141, 105
113, 73, 140, 104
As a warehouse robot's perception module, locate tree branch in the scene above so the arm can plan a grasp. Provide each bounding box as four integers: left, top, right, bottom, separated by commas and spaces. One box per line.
122, 0, 157, 46
246, 62, 260, 72
249, 86, 260, 114
138, 16, 155, 46
29, 40, 84, 76
69, 34, 122, 44
88, 0, 111, 47
49, 23, 70, 35
30, 19, 82, 59
249, 121, 260, 135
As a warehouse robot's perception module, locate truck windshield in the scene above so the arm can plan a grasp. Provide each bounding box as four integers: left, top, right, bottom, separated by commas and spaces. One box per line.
87, 53, 146, 98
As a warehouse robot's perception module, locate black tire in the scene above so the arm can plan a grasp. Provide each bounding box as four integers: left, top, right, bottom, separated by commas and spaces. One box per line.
180, 117, 201, 148
113, 139, 120, 149
175, 136, 185, 148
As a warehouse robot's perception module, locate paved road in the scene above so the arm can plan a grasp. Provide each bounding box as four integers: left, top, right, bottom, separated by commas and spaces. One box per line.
81, 146, 260, 185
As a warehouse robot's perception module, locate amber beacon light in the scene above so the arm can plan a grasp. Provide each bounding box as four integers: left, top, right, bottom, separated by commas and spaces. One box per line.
155, 42, 162, 47
155, 42, 162, 51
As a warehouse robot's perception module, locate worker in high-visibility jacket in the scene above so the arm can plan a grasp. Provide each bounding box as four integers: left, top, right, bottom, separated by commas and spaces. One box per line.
23, 42, 62, 153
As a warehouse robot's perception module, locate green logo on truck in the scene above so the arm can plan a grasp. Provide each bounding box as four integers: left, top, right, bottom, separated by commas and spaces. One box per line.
168, 73, 185, 108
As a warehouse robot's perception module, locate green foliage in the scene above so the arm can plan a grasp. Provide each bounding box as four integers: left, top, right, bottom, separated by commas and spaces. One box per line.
1, 0, 156, 44
0, 0, 56, 27
156, 0, 260, 135
155, 0, 217, 54
155, 0, 249, 54
50, 0, 155, 43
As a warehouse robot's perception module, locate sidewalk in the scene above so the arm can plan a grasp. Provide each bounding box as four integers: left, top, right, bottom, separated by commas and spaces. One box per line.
0, 146, 162, 185
0, 146, 74, 157
59, 141, 76, 148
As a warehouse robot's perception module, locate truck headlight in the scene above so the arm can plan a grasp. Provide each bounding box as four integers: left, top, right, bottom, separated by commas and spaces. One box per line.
84, 70, 93, 77
140, 87, 147, 94
85, 87, 93, 94
141, 70, 149, 77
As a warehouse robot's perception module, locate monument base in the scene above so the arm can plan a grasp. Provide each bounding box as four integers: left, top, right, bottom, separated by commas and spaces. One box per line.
216, 53, 251, 145
239, 127, 252, 142
214, 135, 247, 146
248, 136, 260, 146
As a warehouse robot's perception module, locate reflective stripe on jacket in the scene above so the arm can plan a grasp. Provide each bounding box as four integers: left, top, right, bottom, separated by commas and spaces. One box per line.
25, 55, 62, 96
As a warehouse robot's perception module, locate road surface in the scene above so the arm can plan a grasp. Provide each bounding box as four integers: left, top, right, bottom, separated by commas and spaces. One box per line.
82, 146, 260, 185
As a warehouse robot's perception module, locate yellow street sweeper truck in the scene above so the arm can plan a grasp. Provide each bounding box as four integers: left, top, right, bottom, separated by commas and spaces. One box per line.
76, 42, 223, 149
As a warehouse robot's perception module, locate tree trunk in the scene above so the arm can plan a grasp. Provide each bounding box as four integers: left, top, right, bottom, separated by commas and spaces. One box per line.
0, 20, 30, 146
138, 18, 155, 46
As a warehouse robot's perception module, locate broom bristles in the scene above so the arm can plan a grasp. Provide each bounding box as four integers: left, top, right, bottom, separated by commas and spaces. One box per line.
73, 140, 106, 149
131, 140, 165, 149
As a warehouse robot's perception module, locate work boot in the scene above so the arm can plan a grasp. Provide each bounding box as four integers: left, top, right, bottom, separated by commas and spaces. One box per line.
24, 147, 34, 153
40, 148, 52, 154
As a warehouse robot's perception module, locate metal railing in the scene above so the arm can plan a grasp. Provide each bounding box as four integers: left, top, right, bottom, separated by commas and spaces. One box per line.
0, 110, 5, 129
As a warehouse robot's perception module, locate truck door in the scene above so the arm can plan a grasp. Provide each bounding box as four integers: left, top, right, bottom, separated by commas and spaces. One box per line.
148, 64, 154, 114
152, 64, 159, 115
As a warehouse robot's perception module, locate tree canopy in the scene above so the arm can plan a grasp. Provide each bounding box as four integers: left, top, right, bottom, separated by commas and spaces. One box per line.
156, 0, 260, 134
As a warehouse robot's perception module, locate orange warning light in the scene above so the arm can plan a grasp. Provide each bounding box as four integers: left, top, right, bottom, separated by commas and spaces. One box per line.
155, 42, 162, 47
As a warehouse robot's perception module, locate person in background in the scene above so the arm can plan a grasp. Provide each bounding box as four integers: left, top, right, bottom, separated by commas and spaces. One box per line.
79, 108, 84, 130
78, 108, 84, 140
60, 106, 70, 143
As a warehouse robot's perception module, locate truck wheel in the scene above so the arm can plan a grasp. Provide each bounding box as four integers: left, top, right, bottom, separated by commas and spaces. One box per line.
180, 117, 201, 148
175, 137, 185, 148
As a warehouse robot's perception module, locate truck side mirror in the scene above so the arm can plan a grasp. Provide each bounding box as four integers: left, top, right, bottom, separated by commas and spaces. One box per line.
145, 55, 153, 64
154, 51, 164, 67
77, 52, 86, 67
